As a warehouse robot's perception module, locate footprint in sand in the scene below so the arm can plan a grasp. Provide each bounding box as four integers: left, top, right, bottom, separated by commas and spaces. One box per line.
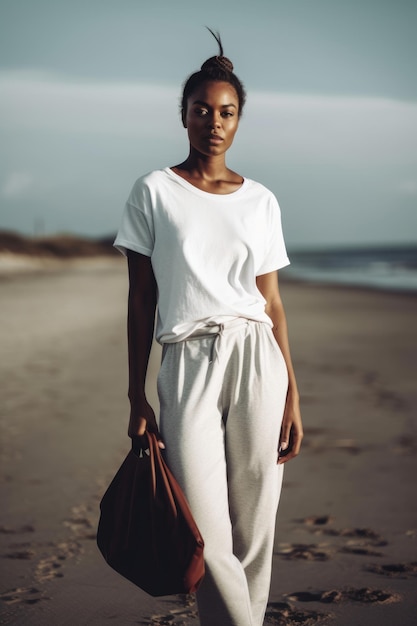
365, 562, 417, 579
3, 544, 36, 560
275, 543, 332, 561
1, 538, 83, 581
286, 587, 401, 605
34, 541, 83, 583
323, 528, 388, 559
0, 524, 35, 534
145, 609, 199, 625
339, 544, 384, 557
0, 586, 48, 605
299, 517, 388, 549
63, 504, 97, 540
265, 601, 332, 625
293, 517, 389, 559
324, 527, 385, 541
141, 594, 199, 625
35, 555, 65, 582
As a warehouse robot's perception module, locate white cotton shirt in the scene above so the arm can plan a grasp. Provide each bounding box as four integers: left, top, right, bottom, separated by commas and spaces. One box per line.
114, 167, 290, 343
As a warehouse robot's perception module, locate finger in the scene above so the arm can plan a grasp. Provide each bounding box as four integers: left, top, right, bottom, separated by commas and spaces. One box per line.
278, 451, 295, 465
143, 420, 166, 449
292, 431, 303, 456
137, 416, 147, 436
151, 429, 165, 449
279, 420, 291, 451
278, 432, 303, 465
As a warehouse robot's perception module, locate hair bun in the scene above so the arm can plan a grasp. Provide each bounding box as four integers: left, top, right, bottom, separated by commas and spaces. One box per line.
201, 55, 234, 74
180, 28, 246, 119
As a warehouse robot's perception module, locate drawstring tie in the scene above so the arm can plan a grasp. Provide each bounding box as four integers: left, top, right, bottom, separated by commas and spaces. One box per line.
209, 323, 225, 364
169, 318, 250, 365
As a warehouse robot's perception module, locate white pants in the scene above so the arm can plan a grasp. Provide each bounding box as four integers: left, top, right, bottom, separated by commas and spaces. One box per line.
157, 320, 288, 626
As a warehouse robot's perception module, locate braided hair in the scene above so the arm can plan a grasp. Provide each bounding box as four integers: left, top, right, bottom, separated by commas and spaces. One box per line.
181, 28, 246, 122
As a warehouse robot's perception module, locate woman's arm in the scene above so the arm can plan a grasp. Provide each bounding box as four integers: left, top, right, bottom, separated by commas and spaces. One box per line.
256, 270, 303, 464
126, 250, 163, 444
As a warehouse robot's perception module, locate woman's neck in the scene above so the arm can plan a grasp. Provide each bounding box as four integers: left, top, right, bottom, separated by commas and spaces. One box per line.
171, 150, 243, 193
175, 153, 228, 180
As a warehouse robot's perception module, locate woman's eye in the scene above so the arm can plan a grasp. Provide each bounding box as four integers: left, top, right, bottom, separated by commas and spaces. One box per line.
222, 111, 234, 118
195, 108, 208, 116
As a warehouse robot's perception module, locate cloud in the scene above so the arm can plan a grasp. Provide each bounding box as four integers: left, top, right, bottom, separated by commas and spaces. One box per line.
0, 70, 181, 138
239, 90, 417, 166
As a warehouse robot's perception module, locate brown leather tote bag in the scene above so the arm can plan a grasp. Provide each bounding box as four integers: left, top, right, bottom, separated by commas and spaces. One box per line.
97, 432, 205, 596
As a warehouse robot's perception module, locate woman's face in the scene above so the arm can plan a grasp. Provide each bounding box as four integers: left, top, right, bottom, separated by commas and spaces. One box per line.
183, 81, 240, 157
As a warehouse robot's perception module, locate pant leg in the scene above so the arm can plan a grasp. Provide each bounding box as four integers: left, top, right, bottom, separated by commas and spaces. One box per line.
223, 322, 288, 626
157, 335, 254, 626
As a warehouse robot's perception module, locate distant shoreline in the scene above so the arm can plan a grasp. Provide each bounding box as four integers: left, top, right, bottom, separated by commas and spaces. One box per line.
0, 252, 124, 277
282, 245, 417, 294
0, 230, 118, 258
0, 230, 121, 276
1, 230, 416, 293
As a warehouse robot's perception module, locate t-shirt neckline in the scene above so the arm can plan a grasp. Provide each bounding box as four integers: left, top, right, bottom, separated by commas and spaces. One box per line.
164, 167, 248, 198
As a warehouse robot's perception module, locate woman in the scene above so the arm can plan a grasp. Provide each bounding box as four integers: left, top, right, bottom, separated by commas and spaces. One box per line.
114, 30, 303, 626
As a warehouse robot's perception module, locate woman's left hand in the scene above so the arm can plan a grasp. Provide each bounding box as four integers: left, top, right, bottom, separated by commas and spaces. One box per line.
278, 390, 303, 464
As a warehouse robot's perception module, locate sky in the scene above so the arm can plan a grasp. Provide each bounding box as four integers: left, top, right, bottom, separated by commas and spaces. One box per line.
1, 0, 416, 248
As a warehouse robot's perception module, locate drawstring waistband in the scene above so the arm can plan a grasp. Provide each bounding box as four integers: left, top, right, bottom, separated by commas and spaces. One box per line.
177, 318, 250, 364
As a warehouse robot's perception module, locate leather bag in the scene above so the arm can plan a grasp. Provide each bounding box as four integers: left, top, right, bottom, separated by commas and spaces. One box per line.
97, 432, 205, 596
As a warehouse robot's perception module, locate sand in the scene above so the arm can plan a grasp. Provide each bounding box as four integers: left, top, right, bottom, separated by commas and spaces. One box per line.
0, 259, 416, 625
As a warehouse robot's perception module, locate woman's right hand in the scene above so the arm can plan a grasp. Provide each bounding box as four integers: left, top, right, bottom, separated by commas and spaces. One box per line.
129, 400, 165, 449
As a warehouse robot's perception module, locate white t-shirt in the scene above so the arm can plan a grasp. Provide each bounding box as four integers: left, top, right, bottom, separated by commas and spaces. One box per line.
114, 167, 289, 343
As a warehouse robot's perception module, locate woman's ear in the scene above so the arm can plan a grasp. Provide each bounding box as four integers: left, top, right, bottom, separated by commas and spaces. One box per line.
181, 108, 187, 128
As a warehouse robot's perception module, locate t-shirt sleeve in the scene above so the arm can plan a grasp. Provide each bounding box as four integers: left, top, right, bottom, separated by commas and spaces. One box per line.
256, 194, 290, 275
113, 177, 155, 257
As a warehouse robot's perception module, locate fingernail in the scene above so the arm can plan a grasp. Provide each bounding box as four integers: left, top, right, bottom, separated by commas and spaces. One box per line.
280, 442, 288, 451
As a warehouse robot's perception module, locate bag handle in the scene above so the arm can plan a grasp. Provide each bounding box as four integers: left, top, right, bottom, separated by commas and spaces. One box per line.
144, 431, 157, 497
146, 432, 178, 519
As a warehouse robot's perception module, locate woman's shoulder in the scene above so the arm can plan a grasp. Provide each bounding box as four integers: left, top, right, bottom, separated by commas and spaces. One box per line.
242, 177, 279, 203
131, 168, 169, 189
242, 175, 270, 192
126, 169, 173, 204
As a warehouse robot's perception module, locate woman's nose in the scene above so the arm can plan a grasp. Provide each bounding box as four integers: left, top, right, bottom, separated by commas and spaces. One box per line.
207, 114, 221, 128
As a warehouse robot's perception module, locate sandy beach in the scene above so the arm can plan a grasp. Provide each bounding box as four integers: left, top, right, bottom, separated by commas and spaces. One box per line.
1, 259, 416, 625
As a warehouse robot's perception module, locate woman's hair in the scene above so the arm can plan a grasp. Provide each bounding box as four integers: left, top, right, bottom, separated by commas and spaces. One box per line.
181, 29, 246, 121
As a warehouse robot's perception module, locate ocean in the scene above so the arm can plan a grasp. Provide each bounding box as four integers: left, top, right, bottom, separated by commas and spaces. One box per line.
282, 245, 417, 293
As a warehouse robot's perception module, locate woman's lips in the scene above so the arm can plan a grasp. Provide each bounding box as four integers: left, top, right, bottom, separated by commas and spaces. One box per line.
207, 135, 224, 144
